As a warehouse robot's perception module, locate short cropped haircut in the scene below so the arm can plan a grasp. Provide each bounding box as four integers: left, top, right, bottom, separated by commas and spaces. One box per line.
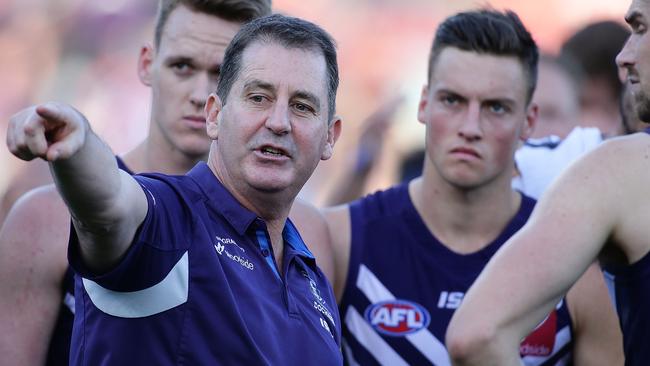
154, 0, 272, 48
428, 9, 539, 103
216, 14, 339, 121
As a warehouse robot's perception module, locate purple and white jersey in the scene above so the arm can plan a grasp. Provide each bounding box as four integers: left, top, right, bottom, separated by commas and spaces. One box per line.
68, 162, 341, 365
340, 184, 573, 366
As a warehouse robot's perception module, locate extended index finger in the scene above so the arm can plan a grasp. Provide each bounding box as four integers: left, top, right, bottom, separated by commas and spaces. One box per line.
35, 103, 68, 126
6, 112, 47, 161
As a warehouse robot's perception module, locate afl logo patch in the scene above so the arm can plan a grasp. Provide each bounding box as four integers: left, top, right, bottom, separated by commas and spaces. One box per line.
364, 300, 430, 336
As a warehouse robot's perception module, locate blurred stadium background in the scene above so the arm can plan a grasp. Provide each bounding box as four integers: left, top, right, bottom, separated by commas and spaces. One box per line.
0, 0, 628, 204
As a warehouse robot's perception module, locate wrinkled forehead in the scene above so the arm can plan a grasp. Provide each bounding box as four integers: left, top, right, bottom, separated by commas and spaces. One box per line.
238, 40, 329, 99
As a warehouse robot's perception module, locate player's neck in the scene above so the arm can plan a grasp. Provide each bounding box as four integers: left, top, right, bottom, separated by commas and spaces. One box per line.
122, 139, 206, 175
410, 168, 521, 254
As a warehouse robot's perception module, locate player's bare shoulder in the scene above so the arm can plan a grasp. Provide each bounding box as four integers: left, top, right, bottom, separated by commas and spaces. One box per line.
588, 132, 650, 174
0, 184, 71, 302
578, 132, 650, 264
289, 199, 335, 280
13, 184, 68, 218
546, 132, 649, 199
2, 184, 71, 252
321, 204, 351, 300
322, 204, 351, 258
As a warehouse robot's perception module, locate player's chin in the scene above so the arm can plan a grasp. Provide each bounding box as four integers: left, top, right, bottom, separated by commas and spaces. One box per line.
445, 171, 487, 189
177, 136, 212, 157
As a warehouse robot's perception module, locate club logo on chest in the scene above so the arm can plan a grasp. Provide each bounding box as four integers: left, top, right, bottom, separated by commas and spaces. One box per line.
364, 300, 430, 336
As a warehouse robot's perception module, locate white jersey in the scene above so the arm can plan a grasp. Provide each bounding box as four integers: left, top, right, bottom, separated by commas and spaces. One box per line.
512, 127, 603, 199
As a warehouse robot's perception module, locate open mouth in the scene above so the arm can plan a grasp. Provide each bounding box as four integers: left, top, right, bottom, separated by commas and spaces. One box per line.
259, 145, 289, 157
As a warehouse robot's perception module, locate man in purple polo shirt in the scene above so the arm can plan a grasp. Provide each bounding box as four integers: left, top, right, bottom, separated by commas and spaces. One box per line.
0, 1, 270, 364
7, 14, 343, 365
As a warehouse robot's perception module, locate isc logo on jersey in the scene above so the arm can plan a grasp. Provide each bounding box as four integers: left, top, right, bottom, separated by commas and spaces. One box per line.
364, 300, 430, 336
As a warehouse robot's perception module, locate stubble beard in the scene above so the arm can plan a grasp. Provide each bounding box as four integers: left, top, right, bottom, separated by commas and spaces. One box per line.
635, 88, 650, 123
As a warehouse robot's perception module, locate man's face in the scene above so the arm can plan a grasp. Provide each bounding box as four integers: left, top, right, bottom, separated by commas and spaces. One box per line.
206, 41, 340, 197
138, 5, 241, 158
618, 0, 650, 122
417, 47, 535, 190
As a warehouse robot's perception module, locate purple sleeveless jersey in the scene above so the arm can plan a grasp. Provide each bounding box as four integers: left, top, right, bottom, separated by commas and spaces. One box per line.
339, 184, 574, 366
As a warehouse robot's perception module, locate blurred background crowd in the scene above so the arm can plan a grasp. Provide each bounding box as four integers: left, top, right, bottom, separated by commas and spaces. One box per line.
0, 0, 630, 205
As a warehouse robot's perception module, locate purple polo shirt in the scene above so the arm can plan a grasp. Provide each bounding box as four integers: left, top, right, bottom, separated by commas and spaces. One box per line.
68, 162, 342, 365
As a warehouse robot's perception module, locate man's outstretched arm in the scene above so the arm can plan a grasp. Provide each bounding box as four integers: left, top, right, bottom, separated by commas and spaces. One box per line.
7, 102, 147, 272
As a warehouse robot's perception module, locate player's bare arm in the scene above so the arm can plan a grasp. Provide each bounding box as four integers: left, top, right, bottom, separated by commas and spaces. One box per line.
322, 205, 352, 301
0, 186, 69, 366
289, 199, 336, 280
446, 135, 648, 364
566, 262, 624, 365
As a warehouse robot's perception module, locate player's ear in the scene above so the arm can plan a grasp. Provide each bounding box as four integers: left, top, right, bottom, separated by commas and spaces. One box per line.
417, 85, 430, 125
321, 115, 342, 160
521, 102, 538, 141
137, 43, 155, 87
206, 94, 222, 140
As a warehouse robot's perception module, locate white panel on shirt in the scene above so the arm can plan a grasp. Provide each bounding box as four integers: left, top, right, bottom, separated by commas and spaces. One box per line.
82, 251, 189, 318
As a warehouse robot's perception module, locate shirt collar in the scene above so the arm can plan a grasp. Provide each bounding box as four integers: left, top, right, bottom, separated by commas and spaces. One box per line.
186, 162, 316, 262
283, 219, 315, 260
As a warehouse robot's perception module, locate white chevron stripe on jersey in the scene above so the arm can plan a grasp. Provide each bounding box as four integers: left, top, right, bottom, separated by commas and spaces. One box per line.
345, 307, 409, 366
354, 264, 451, 366
521, 325, 572, 366
82, 252, 189, 318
